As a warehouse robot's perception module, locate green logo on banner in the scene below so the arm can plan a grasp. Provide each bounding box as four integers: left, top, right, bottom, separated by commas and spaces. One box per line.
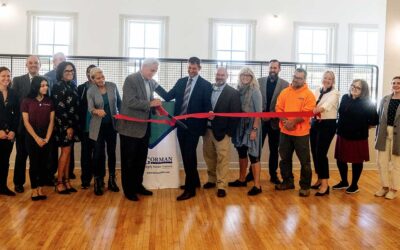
149, 101, 175, 149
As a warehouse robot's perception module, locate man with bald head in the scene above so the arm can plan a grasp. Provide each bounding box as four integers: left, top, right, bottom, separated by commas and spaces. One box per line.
45, 52, 66, 90
202, 67, 241, 197
12, 55, 41, 193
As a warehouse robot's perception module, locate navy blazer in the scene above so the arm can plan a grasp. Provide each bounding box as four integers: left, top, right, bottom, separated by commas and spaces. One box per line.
156, 75, 212, 136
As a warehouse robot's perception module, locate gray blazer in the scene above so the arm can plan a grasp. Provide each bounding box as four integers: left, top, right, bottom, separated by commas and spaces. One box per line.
87, 82, 121, 141
11, 73, 32, 133
375, 94, 400, 155
116, 71, 156, 138
258, 76, 289, 129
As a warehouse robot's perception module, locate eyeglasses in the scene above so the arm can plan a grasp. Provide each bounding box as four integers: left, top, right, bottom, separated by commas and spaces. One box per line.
351, 84, 362, 91
64, 69, 74, 73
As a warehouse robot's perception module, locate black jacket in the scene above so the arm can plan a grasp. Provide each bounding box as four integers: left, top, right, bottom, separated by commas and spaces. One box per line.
337, 94, 379, 140
0, 88, 19, 133
156, 76, 212, 136
210, 85, 241, 141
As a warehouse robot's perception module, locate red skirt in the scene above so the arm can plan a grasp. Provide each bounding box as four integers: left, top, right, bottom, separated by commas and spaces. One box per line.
334, 136, 370, 163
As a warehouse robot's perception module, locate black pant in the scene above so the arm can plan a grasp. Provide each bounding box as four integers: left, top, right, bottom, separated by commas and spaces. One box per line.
26, 134, 50, 189
261, 120, 281, 178
177, 127, 200, 193
93, 123, 116, 178
13, 131, 29, 186
279, 133, 312, 189
80, 132, 93, 184
310, 119, 336, 179
0, 139, 14, 188
120, 130, 149, 198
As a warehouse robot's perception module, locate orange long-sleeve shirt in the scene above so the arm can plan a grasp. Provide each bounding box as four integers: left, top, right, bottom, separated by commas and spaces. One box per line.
275, 83, 316, 136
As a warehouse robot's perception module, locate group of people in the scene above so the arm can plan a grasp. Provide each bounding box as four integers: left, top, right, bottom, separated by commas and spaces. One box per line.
0, 54, 399, 202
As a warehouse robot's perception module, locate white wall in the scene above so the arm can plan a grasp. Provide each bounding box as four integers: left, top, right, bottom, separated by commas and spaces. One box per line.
0, 0, 387, 63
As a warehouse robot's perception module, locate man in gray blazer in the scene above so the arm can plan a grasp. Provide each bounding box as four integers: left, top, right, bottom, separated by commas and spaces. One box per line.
246, 59, 289, 184
11, 55, 41, 193
116, 58, 162, 202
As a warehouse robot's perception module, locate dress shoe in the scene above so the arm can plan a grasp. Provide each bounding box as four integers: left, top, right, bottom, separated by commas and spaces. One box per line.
345, 185, 359, 194
245, 172, 254, 182
38, 195, 48, 200
126, 194, 139, 201
203, 182, 216, 189
108, 175, 120, 192
275, 182, 295, 190
217, 189, 226, 197
94, 178, 104, 196
315, 186, 330, 196
14, 185, 24, 193
248, 186, 262, 196
310, 183, 321, 189
228, 180, 247, 187
269, 177, 282, 185
0, 187, 16, 196
31, 195, 41, 201
138, 187, 153, 196
177, 191, 195, 201
299, 189, 310, 197
375, 188, 389, 197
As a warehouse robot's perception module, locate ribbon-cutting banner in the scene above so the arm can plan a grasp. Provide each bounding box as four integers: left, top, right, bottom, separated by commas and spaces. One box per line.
114, 106, 316, 126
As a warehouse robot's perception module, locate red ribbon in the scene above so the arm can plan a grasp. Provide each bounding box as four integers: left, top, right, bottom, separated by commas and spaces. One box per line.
115, 106, 317, 126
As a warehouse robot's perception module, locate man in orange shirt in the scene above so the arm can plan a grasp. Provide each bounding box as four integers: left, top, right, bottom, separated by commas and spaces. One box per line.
275, 68, 316, 197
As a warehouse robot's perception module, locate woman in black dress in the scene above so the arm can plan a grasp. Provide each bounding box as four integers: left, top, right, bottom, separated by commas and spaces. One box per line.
52, 62, 80, 194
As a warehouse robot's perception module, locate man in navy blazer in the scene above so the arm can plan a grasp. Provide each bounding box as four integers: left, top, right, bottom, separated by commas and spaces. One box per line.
156, 57, 212, 201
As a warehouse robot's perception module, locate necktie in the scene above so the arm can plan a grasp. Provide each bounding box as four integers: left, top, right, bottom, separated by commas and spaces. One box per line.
180, 78, 193, 115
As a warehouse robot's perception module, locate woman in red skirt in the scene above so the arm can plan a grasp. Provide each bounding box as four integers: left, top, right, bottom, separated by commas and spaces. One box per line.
333, 79, 378, 194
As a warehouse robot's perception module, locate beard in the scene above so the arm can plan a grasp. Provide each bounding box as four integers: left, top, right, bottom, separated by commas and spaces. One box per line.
268, 72, 278, 82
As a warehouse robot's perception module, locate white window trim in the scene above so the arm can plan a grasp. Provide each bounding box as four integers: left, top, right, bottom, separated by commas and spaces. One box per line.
119, 15, 168, 58
27, 11, 78, 55
209, 18, 257, 61
348, 24, 379, 64
293, 22, 337, 63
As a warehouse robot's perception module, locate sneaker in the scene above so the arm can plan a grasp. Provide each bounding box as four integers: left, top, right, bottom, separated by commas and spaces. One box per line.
299, 189, 310, 197
385, 190, 397, 200
247, 186, 262, 196
332, 181, 349, 190
345, 185, 359, 194
375, 188, 389, 197
275, 182, 295, 190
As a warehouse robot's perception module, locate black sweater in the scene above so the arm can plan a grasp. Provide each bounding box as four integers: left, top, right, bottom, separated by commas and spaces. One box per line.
337, 94, 379, 140
0, 88, 19, 133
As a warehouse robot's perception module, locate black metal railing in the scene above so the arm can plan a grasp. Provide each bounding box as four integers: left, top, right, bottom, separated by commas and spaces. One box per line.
0, 54, 379, 101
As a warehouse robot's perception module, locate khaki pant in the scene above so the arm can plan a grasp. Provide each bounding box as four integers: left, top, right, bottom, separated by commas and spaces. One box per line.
377, 126, 400, 190
203, 129, 231, 189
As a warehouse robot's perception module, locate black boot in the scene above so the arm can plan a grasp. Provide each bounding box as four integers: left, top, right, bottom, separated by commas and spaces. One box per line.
108, 175, 120, 192
94, 177, 104, 196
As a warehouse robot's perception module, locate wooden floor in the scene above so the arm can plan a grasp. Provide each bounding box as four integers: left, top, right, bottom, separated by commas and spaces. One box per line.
0, 169, 399, 250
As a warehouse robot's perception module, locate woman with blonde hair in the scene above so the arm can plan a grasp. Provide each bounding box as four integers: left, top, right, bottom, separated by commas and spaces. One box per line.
228, 67, 263, 196
310, 71, 340, 196
375, 76, 400, 199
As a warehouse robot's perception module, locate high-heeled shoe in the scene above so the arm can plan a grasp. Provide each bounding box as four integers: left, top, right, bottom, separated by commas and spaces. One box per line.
315, 186, 330, 196
55, 181, 70, 195
31, 189, 41, 201
64, 179, 77, 193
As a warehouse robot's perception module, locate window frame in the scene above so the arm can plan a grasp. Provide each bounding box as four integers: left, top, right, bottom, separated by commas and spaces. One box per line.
293, 22, 337, 63
120, 15, 168, 58
348, 24, 379, 65
27, 11, 78, 55
209, 18, 256, 61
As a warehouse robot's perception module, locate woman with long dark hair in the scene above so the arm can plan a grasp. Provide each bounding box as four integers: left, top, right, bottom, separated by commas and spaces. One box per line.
52, 61, 80, 194
21, 76, 54, 200
0, 67, 18, 196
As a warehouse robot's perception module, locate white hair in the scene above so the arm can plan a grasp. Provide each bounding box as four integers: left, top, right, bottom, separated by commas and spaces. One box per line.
142, 58, 160, 68
90, 67, 103, 79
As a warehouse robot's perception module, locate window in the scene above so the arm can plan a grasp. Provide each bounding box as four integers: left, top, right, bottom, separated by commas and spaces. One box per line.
210, 19, 256, 61
121, 15, 168, 58
294, 23, 336, 63
349, 25, 379, 65
28, 11, 77, 55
